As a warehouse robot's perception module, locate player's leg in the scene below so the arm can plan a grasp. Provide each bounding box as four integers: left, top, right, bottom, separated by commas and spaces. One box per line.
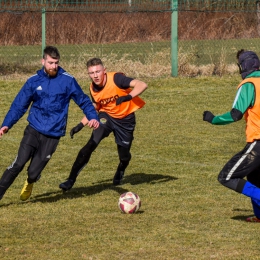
112, 113, 135, 185
247, 199, 260, 222
113, 145, 132, 185
0, 125, 37, 200
218, 141, 260, 201
59, 115, 112, 191
246, 169, 260, 221
59, 136, 98, 191
20, 134, 60, 201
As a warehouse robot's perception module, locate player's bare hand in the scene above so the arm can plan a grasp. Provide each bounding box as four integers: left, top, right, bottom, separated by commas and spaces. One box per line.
87, 119, 99, 129
0, 126, 9, 138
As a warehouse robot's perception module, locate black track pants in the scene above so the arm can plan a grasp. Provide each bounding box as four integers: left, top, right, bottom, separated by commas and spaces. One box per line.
218, 141, 260, 193
0, 125, 59, 199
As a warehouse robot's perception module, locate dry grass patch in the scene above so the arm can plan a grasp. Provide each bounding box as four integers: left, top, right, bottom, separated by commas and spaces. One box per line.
0, 46, 240, 80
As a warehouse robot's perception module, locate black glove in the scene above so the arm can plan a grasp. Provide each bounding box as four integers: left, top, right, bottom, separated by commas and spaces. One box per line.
116, 94, 132, 105
70, 122, 84, 139
203, 111, 215, 123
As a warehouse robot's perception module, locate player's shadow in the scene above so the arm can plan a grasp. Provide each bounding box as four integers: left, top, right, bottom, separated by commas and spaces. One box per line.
231, 208, 254, 222
27, 172, 177, 203
231, 215, 254, 221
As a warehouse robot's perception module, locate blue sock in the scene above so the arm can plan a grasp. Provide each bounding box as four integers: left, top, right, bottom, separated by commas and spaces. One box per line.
242, 181, 260, 200
251, 198, 260, 219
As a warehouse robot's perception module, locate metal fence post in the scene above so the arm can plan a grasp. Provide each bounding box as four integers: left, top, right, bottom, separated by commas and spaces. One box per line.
42, 8, 46, 55
171, 0, 178, 77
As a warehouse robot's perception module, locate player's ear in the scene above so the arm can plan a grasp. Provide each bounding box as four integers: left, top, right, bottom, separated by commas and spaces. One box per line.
41, 58, 45, 66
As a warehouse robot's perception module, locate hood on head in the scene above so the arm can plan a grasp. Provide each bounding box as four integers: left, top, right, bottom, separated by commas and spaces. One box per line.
238, 51, 260, 79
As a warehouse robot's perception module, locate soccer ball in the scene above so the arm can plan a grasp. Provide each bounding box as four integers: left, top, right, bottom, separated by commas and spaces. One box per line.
118, 191, 141, 214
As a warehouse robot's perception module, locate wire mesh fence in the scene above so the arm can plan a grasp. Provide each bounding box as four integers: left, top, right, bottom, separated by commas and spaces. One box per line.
1, 0, 260, 78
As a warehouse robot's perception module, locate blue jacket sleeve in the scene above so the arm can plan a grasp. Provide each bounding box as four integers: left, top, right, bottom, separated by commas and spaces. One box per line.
1, 81, 33, 129
70, 78, 99, 121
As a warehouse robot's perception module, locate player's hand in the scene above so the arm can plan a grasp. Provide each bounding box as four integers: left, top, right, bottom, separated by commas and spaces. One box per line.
70, 122, 84, 139
0, 126, 9, 138
203, 111, 215, 123
86, 119, 100, 130
116, 95, 132, 105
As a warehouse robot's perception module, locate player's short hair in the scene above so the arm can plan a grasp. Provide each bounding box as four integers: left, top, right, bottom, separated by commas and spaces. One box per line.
43, 46, 60, 60
86, 58, 103, 68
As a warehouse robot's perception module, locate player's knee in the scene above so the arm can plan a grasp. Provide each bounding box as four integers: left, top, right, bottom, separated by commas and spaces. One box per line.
118, 145, 131, 163
80, 139, 98, 155
119, 150, 131, 164
7, 157, 25, 173
217, 170, 229, 186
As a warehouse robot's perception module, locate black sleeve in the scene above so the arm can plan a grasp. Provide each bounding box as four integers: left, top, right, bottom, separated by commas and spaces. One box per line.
114, 73, 134, 89
230, 108, 243, 122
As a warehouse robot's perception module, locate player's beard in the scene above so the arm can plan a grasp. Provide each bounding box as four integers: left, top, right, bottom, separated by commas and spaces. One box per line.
45, 67, 58, 77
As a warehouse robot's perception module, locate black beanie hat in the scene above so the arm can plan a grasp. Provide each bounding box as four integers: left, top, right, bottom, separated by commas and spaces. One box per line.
238, 51, 260, 79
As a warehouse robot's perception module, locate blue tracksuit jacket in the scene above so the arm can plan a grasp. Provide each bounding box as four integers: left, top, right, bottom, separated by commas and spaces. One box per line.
1, 66, 98, 137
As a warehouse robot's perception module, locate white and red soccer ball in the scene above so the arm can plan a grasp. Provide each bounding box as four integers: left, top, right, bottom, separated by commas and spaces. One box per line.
118, 191, 141, 214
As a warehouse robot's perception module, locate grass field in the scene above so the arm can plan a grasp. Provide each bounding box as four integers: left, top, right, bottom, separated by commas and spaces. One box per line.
0, 75, 260, 259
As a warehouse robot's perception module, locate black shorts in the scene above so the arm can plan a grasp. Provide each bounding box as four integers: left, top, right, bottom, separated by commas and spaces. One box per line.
92, 112, 136, 148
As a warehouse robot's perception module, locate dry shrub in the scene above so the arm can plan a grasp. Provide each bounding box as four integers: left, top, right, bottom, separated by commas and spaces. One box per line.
0, 12, 41, 45
178, 46, 238, 77
61, 49, 171, 79
0, 45, 238, 79
47, 12, 171, 44
226, 63, 238, 75
0, 12, 171, 45
178, 11, 259, 40
178, 46, 200, 77
1, 10, 258, 45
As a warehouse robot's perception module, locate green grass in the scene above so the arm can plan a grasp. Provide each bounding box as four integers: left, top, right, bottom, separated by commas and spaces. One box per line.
0, 41, 170, 64
0, 75, 260, 259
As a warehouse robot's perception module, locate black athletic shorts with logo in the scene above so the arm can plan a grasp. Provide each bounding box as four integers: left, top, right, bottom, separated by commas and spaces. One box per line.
92, 112, 136, 148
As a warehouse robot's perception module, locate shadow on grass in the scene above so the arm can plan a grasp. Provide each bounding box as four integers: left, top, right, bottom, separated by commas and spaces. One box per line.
231, 215, 254, 222
231, 208, 254, 221
2, 172, 177, 205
